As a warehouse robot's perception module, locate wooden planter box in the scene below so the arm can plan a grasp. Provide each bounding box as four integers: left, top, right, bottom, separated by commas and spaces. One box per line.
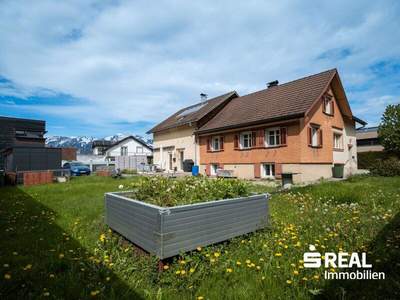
105, 192, 269, 259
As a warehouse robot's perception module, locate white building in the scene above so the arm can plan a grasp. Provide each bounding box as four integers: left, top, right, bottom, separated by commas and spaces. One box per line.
105, 136, 153, 162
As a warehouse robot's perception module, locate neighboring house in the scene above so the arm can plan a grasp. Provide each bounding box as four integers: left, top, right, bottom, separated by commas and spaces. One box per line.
0, 116, 62, 171
148, 91, 238, 171
356, 127, 384, 152
92, 140, 113, 155
196, 69, 366, 183
105, 136, 153, 162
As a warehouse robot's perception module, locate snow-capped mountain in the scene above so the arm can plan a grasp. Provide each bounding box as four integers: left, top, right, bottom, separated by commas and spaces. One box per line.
46, 134, 153, 154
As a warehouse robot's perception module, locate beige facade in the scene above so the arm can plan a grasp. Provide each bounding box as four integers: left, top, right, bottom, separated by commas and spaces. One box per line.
153, 125, 199, 171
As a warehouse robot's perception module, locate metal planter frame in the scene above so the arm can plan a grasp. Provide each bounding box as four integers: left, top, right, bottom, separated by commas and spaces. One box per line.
105, 192, 269, 259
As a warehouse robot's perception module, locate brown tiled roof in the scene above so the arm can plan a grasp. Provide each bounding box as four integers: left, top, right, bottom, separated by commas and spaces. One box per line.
147, 91, 238, 133
197, 69, 338, 133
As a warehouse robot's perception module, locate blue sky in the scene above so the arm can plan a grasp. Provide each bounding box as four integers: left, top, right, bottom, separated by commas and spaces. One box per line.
0, 0, 399, 138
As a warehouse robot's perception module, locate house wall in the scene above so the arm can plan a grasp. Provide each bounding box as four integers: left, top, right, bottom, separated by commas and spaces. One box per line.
106, 138, 152, 157
153, 125, 198, 171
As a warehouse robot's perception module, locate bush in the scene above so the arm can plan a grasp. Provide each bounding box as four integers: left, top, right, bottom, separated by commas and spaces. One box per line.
357, 151, 392, 169
127, 176, 250, 207
370, 157, 400, 176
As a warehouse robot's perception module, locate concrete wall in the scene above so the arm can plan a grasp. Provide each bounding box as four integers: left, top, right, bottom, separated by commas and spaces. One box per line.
153, 125, 198, 171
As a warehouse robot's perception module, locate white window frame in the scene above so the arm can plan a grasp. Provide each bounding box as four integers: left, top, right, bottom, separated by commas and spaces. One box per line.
324, 97, 333, 115
136, 146, 143, 153
333, 132, 343, 150
211, 136, 220, 151
311, 126, 319, 147
240, 131, 252, 149
265, 127, 281, 147
261, 163, 275, 178
210, 164, 218, 176
120, 146, 128, 156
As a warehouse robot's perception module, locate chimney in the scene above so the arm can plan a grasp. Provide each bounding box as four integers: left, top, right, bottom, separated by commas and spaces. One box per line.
200, 93, 208, 101
267, 80, 279, 88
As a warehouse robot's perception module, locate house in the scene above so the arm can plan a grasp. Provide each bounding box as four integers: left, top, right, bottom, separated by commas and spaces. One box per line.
148, 91, 238, 171
196, 69, 366, 183
356, 127, 384, 152
92, 140, 113, 156
0, 116, 62, 172
105, 136, 153, 163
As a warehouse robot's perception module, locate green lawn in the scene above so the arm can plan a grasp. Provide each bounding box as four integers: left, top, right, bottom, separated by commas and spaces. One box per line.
0, 176, 399, 299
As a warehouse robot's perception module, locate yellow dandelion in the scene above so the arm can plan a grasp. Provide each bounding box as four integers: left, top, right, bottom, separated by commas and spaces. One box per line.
256, 266, 261, 270
302, 277, 308, 281
175, 270, 181, 275
246, 259, 251, 264
190, 268, 195, 273
181, 270, 186, 275
210, 258, 215, 263
179, 260, 186, 265
106, 277, 110, 281
4, 273, 11, 280
275, 253, 282, 257
59, 253, 64, 259
163, 265, 169, 270
90, 290, 100, 297
293, 270, 299, 275
197, 247, 202, 251
261, 276, 265, 280
236, 261, 241, 266
226, 268, 233, 273
197, 297, 204, 300
99, 234, 106, 243
214, 252, 220, 258
286, 280, 292, 284
313, 275, 320, 280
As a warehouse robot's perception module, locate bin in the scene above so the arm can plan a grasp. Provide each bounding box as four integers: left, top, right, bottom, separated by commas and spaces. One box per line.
332, 164, 344, 178
192, 165, 199, 176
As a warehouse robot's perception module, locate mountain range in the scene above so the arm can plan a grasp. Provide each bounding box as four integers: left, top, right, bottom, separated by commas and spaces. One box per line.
46, 134, 153, 154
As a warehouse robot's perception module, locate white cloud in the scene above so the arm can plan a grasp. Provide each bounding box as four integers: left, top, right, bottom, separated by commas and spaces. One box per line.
0, 0, 399, 133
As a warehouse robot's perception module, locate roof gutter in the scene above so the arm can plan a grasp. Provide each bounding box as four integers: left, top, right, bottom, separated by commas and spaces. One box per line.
353, 116, 367, 127
195, 113, 304, 135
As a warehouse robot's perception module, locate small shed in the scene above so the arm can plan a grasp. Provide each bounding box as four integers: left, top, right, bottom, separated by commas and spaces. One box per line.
3, 146, 62, 172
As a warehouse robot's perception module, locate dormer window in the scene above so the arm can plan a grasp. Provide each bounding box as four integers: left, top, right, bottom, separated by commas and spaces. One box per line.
323, 94, 334, 116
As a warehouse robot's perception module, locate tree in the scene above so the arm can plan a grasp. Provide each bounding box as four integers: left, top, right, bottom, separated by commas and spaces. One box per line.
378, 104, 400, 155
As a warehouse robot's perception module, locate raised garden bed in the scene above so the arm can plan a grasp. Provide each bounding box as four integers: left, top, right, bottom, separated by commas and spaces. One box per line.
105, 191, 269, 259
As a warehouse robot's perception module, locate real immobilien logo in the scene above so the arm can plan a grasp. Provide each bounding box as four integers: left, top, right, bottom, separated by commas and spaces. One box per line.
303, 245, 385, 280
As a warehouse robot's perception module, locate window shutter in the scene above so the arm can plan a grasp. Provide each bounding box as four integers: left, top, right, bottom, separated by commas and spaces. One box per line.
254, 163, 261, 178
251, 131, 257, 147
206, 164, 210, 176
207, 138, 210, 151
234, 134, 239, 149
220, 136, 224, 150
308, 127, 312, 145
319, 129, 323, 147
257, 130, 264, 146
280, 127, 287, 145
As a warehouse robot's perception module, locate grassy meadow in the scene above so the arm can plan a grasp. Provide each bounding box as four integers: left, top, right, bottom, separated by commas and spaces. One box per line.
0, 175, 399, 299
